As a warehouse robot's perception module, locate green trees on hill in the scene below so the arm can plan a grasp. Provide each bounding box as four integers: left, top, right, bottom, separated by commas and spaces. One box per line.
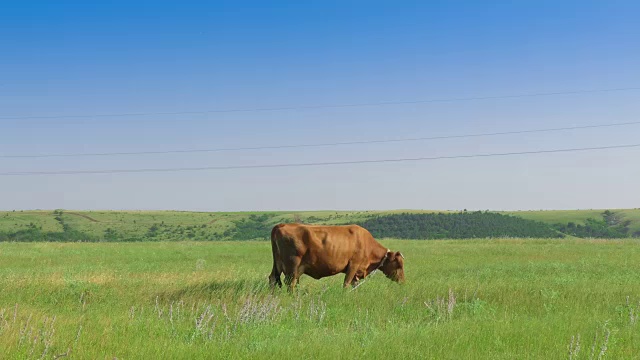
358, 211, 563, 239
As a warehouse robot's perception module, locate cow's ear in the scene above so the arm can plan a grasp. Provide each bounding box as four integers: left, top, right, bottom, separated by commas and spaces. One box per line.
396, 251, 405, 259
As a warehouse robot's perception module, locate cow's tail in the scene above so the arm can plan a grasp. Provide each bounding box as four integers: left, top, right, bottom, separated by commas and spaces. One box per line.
269, 224, 284, 288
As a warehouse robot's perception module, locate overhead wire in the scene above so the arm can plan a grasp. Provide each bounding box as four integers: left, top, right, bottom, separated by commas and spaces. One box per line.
2, 143, 638, 176
2, 120, 639, 158
1, 86, 638, 120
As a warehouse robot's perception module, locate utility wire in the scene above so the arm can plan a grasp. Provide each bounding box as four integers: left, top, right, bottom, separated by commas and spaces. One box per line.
2, 143, 638, 176
2, 120, 639, 159
1, 86, 639, 120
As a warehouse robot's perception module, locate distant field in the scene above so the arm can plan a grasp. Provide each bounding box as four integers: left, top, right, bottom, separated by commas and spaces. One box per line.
1, 208, 639, 242
2, 239, 640, 358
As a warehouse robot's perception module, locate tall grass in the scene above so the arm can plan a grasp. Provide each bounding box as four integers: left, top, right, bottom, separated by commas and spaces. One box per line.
2, 239, 640, 358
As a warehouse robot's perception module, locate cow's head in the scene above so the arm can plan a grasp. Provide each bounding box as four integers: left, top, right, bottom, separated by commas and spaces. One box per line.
381, 251, 405, 283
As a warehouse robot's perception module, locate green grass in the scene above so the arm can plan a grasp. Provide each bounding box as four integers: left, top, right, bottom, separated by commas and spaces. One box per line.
2, 239, 640, 359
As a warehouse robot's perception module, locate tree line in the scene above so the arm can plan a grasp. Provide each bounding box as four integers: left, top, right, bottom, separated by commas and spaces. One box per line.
357, 211, 563, 239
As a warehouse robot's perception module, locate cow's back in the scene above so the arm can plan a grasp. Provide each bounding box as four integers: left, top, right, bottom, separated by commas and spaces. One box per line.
271, 223, 376, 278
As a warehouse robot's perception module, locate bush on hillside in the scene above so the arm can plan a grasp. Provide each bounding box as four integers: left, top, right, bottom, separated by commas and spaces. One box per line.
553, 211, 634, 238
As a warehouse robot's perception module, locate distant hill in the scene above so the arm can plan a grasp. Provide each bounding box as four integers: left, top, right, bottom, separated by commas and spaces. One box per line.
0, 210, 377, 242
1, 208, 639, 242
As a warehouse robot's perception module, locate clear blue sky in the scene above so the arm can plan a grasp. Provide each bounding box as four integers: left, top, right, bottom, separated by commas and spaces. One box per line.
1, 1, 639, 211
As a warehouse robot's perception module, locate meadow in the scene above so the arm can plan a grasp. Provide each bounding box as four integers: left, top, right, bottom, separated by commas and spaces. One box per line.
2, 238, 640, 359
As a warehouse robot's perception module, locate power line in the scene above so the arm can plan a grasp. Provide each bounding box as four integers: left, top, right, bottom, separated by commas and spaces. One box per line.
3, 120, 639, 159
2, 143, 638, 176
1, 86, 639, 120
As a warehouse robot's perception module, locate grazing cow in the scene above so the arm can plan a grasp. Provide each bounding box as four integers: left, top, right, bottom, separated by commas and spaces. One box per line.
269, 223, 405, 290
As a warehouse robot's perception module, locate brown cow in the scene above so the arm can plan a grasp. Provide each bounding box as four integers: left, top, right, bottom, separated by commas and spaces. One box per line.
269, 223, 405, 290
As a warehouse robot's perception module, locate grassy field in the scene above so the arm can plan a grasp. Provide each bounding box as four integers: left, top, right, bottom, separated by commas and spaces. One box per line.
2, 239, 640, 359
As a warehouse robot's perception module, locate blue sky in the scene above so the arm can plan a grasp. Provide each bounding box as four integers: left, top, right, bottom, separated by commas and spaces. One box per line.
1, 1, 639, 211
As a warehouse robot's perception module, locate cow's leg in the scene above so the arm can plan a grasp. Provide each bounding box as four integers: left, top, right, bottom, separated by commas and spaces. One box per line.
269, 257, 282, 289
283, 272, 301, 293
284, 274, 299, 292
283, 257, 302, 293
343, 264, 358, 288
269, 240, 283, 289
269, 264, 282, 289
